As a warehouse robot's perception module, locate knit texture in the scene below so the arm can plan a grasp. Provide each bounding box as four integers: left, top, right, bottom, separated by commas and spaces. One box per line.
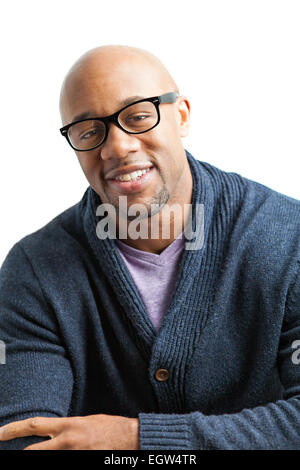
0, 151, 300, 449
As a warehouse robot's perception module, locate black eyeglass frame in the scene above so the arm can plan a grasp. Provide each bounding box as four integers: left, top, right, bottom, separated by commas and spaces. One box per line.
60, 91, 179, 151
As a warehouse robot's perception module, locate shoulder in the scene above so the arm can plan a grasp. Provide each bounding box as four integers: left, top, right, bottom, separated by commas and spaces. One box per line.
238, 174, 300, 248
1, 188, 91, 280
196, 157, 300, 240
189, 154, 300, 279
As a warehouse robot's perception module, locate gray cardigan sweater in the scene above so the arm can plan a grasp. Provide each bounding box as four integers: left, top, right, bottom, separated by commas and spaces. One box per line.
0, 151, 300, 450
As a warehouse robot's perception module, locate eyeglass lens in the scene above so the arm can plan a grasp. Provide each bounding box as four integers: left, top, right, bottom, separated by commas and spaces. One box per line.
68, 100, 158, 150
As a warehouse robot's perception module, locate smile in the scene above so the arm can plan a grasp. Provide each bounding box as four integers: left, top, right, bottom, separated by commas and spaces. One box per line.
114, 168, 151, 182
107, 167, 154, 194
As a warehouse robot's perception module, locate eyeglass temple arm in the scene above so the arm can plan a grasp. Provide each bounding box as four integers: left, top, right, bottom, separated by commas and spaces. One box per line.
159, 92, 179, 103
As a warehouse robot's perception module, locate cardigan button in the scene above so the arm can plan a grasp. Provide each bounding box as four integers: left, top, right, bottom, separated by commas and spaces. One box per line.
154, 368, 170, 382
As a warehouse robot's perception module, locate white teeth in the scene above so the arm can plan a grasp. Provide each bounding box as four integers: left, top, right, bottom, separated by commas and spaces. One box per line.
115, 168, 150, 182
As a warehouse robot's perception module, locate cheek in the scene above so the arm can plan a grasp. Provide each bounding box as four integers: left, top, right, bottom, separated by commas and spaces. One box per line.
142, 124, 177, 156
76, 152, 100, 177
141, 127, 183, 175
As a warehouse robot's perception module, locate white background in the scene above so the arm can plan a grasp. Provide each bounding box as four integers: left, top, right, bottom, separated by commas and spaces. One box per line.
0, 0, 299, 265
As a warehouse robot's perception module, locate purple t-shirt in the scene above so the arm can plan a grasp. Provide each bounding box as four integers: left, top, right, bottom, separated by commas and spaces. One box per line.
115, 233, 185, 331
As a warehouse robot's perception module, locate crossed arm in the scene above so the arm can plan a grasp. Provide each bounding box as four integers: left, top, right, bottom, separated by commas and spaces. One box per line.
0, 243, 139, 450
1, 244, 300, 450
0, 414, 139, 450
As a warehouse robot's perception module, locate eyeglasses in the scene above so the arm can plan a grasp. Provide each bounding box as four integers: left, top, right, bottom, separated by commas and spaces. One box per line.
60, 91, 179, 151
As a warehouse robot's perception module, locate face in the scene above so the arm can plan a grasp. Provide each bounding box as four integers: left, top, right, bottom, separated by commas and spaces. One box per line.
60, 55, 191, 222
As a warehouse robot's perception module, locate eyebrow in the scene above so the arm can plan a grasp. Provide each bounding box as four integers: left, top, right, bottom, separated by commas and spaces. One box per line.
71, 95, 146, 123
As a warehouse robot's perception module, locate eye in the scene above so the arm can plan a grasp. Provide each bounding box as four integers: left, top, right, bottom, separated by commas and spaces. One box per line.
127, 113, 153, 126
79, 127, 105, 141
81, 129, 98, 140
132, 115, 149, 120
127, 114, 150, 122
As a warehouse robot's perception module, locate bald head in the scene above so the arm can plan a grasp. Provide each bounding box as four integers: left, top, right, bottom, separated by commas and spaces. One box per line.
58, 44, 192, 249
59, 45, 179, 124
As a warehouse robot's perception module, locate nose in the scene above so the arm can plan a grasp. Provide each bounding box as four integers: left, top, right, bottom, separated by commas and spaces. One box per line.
100, 123, 141, 161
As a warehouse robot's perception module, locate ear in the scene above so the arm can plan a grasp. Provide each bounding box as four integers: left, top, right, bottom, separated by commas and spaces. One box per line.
176, 96, 190, 137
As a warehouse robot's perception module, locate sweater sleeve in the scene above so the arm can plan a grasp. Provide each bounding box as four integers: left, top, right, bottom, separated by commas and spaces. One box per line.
0, 242, 74, 450
138, 262, 300, 450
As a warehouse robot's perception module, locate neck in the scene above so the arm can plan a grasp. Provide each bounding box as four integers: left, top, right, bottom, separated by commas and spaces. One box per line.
116, 161, 193, 254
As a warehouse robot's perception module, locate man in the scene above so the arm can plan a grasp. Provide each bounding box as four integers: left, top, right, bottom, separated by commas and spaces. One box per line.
0, 45, 300, 450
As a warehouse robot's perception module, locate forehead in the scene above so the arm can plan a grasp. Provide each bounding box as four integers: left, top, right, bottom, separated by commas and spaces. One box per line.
61, 59, 167, 124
